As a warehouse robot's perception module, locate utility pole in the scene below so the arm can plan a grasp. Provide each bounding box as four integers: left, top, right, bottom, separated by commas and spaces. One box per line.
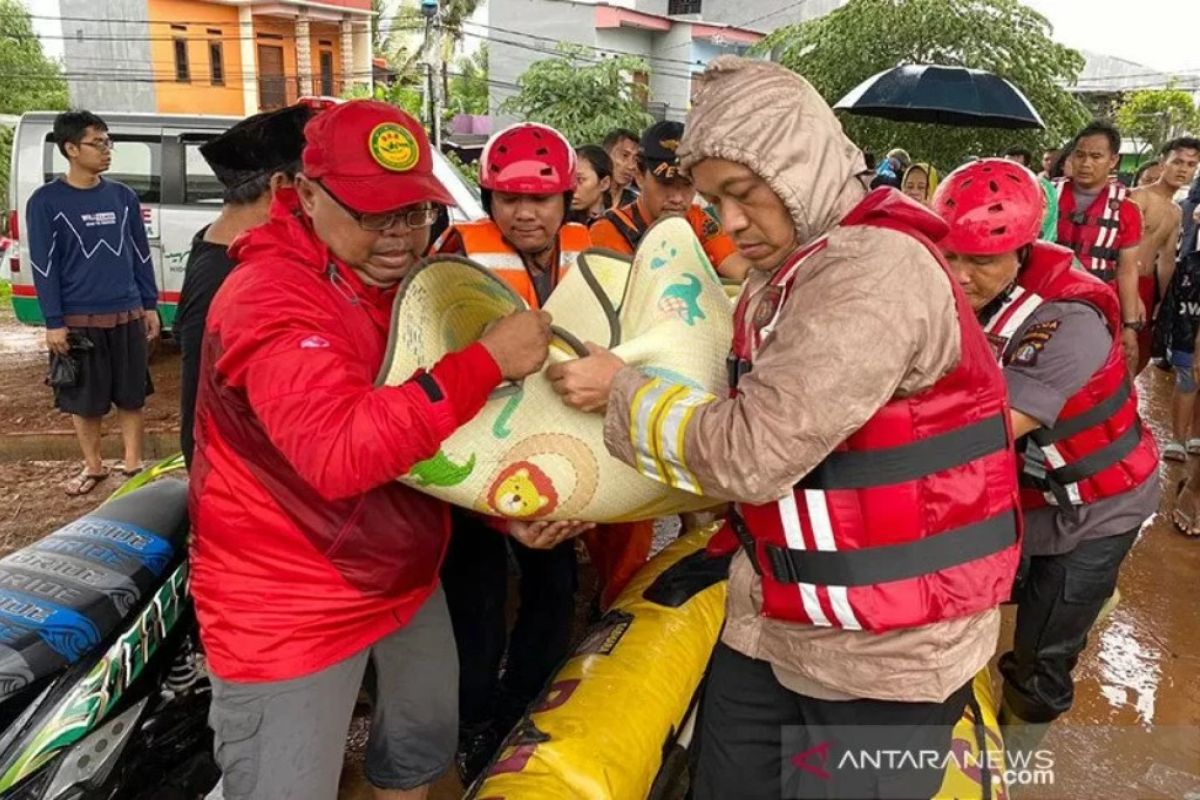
420, 0, 443, 149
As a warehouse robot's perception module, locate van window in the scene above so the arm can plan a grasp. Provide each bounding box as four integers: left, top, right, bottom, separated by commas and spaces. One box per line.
45, 136, 162, 204
184, 142, 224, 204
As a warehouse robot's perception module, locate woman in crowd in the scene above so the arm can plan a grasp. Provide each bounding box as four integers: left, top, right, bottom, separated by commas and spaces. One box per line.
569, 145, 614, 224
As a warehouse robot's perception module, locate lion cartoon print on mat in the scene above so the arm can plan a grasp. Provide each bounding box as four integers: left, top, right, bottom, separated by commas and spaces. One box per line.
490, 465, 556, 517
480, 433, 599, 518
378, 218, 733, 522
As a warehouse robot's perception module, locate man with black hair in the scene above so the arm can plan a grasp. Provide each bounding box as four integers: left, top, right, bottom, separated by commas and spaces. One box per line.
590, 120, 749, 279
1056, 121, 1144, 372
1040, 147, 1061, 178
602, 127, 640, 209
1132, 137, 1200, 452
26, 110, 158, 496
175, 103, 312, 467
1134, 159, 1163, 187
1003, 146, 1035, 168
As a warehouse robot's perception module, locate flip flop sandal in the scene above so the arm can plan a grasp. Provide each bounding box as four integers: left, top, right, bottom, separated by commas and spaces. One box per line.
120, 465, 143, 477
1185, 439, 1200, 455
65, 469, 109, 497
1163, 442, 1187, 462
1172, 479, 1200, 537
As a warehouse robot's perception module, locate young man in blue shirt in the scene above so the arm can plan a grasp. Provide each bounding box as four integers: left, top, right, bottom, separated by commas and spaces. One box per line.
26, 110, 159, 495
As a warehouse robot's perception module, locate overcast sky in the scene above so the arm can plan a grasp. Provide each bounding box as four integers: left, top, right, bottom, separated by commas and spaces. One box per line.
27, 0, 1200, 74
1023, 0, 1200, 73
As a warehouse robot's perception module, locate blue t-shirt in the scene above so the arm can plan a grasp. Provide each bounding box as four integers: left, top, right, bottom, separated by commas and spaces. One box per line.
25, 177, 157, 329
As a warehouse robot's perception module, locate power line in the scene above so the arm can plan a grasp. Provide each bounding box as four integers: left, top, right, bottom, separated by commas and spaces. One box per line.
4, 11, 374, 26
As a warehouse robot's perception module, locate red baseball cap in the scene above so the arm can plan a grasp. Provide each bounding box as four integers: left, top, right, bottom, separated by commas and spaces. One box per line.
302, 100, 455, 214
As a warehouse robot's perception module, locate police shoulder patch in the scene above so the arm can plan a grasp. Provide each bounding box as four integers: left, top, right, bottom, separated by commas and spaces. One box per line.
1006, 319, 1061, 367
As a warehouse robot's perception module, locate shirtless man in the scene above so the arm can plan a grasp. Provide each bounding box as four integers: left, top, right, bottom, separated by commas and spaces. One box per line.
1130, 138, 1200, 374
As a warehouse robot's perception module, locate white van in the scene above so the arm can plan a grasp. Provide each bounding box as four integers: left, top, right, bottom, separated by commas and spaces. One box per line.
5, 110, 485, 331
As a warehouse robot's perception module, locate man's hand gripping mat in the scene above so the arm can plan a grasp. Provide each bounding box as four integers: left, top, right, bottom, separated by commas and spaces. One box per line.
377, 216, 732, 522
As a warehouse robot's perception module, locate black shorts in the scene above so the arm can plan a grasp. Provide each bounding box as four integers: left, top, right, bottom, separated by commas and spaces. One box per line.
52, 318, 153, 417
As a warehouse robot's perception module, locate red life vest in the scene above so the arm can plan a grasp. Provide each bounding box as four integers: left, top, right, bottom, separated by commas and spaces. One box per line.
440, 219, 591, 308
1055, 179, 1128, 283
980, 242, 1159, 510
715, 189, 1022, 633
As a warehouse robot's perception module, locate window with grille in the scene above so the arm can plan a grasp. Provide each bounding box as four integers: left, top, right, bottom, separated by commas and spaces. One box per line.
209, 42, 224, 85
668, 0, 701, 14
173, 39, 190, 82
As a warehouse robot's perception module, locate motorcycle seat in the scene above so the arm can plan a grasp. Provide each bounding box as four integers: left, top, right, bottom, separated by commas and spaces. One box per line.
0, 480, 189, 703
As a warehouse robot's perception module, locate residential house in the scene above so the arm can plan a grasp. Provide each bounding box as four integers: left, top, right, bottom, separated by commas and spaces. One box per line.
49, 0, 374, 116
484, 0, 763, 127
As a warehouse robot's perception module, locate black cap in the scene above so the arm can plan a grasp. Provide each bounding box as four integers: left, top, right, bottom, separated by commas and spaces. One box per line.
200, 104, 312, 189
640, 120, 685, 179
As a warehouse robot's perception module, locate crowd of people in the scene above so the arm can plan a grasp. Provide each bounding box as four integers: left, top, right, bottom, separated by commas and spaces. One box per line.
23, 53, 1200, 800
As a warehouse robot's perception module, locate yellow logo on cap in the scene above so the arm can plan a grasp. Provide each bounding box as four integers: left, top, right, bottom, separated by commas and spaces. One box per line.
369, 123, 419, 172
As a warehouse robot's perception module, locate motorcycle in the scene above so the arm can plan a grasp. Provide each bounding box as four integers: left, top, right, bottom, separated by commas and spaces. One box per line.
0, 456, 218, 800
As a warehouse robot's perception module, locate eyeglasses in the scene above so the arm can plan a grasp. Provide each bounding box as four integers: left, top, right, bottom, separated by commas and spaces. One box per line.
79, 138, 115, 153
315, 180, 440, 232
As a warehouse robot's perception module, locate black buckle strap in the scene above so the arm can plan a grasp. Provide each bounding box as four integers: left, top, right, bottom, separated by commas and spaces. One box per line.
605, 209, 643, 251
1068, 211, 1088, 226
727, 509, 762, 576
799, 414, 1008, 491
1046, 419, 1143, 486
763, 510, 1018, 588
726, 355, 752, 390
1031, 379, 1131, 446
1019, 439, 1079, 521
1088, 245, 1120, 262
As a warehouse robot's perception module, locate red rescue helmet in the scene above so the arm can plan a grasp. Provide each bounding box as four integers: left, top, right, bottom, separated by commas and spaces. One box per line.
480, 122, 576, 194
932, 158, 1045, 256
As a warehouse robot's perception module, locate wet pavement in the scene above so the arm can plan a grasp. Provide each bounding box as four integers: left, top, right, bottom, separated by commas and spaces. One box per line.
1009, 365, 1200, 799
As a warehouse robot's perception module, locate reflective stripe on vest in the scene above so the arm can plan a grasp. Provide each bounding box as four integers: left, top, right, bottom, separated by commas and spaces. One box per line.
724, 190, 1021, 633
980, 244, 1158, 508
1057, 180, 1127, 281
454, 220, 591, 307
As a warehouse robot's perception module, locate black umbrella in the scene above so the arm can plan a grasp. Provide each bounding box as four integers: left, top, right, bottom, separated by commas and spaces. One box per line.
834, 65, 1044, 130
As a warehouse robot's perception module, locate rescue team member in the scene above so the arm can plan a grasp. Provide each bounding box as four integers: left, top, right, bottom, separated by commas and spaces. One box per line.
435, 122, 589, 306
176, 103, 311, 468
603, 127, 641, 210
1129, 138, 1200, 386
1055, 121, 1144, 372
932, 160, 1159, 751
432, 122, 630, 783
589, 121, 751, 280
189, 101, 572, 800
549, 58, 1022, 800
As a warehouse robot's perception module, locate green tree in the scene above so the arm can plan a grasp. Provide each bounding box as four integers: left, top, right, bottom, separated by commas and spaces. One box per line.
759, 0, 1091, 171
448, 45, 488, 117
0, 0, 68, 203
1115, 86, 1200, 157
501, 45, 654, 146
0, 0, 68, 115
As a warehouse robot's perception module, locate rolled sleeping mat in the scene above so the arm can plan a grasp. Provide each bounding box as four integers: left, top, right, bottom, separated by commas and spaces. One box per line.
378, 215, 734, 522
468, 526, 1009, 800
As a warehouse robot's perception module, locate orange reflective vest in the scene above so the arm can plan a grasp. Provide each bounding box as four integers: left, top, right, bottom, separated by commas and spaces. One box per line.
443, 219, 592, 308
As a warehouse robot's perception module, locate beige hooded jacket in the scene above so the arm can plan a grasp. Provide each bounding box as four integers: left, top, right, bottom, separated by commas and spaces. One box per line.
602, 58, 999, 702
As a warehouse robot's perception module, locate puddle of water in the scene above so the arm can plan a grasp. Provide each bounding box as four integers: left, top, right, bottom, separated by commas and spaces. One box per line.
0, 325, 44, 355
1095, 617, 1162, 725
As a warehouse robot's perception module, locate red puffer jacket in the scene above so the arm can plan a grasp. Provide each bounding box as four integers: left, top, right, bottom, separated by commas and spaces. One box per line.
189, 189, 501, 682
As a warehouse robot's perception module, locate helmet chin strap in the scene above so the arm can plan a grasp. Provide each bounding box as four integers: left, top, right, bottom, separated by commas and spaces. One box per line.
977, 280, 1018, 324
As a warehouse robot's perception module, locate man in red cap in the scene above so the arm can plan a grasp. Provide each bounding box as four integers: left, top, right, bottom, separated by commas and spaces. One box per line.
189, 100, 573, 800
